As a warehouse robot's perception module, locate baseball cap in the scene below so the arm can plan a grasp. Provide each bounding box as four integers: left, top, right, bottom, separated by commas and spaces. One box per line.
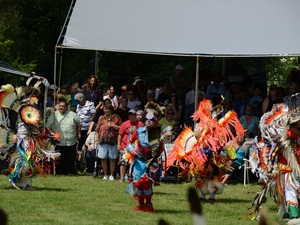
133, 76, 145, 85
49, 84, 57, 90
128, 109, 136, 115
175, 64, 184, 70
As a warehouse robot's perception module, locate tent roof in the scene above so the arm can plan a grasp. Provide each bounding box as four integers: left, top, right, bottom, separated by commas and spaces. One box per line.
60, 0, 300, 57
0, 61, 50, 87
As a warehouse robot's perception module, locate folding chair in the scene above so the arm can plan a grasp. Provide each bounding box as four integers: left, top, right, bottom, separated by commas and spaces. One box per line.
243, 144, 254, 187
160, 142, 180, 183
243, 158, 251, 186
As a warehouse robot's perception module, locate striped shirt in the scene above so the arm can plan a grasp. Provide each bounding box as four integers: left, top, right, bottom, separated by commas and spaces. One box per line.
76, 101, 96, 130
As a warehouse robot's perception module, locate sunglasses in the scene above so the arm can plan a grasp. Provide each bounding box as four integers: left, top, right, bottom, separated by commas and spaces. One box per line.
167, 112, 174, 115
171, 95, 177, 97
146, 119, 156, 122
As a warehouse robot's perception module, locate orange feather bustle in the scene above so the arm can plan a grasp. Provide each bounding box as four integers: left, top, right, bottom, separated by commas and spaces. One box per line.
218, 110, 245, 141
166, 97, 245, 180
192, 99, 212, 121
265, 104, 285, 125
166, 127, 197, 169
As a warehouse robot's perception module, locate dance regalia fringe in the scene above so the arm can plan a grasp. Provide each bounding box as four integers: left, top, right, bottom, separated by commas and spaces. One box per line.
166, 98, 244, 181
0, 84, 61, 189
7, 137, 44, 183
5, 124, 60, 185
247, 104, 300, 219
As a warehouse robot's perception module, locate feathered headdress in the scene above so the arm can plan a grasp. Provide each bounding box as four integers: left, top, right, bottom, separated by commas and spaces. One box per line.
259, 103, 289, 143
259, 103, 300, 177
288, 105, 300, 125
144, 101, 164, 117
166, 97, 244, 179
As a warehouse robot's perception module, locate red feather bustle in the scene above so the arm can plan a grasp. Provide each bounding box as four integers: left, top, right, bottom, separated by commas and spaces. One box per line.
166, 98, 245, 180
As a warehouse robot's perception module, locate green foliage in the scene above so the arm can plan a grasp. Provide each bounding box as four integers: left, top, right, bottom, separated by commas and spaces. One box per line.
0, 0, 72, 80
264, 57, 299, 87
0, 174, 279, 225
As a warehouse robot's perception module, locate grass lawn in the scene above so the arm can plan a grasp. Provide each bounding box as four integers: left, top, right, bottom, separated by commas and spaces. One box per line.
0, 174, 279, 225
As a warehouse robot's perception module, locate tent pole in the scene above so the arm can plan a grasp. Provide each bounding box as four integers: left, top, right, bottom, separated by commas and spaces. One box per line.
53, 45, 58, 109
194, 56, 200, 128
95, 51, 98, 76
222, 57, 225, 77
56, 0, 75, 45
43, 88, 48, 127
58, 48, 63, 89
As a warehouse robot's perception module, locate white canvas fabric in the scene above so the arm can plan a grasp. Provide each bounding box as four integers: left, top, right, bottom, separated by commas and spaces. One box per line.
61, 0, 300, 56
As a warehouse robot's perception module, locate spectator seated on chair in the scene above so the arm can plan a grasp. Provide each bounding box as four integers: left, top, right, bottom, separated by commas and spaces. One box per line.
221, 135, 252, 185
84, 131, 98, 173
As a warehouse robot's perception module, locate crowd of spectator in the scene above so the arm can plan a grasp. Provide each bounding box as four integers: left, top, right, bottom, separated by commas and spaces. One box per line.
43, 65, 300, 181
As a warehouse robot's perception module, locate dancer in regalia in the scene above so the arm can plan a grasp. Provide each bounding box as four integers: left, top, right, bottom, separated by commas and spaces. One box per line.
0, 83, 59, 190
248, 102, 300, 224
126, 111, 165, 212
166, 98, 244, 200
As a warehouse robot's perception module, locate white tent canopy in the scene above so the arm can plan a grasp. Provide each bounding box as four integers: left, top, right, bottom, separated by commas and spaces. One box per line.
59, 0, 300, 57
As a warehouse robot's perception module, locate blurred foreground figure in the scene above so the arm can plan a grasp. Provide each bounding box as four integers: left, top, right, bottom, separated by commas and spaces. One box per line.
158, 187, 271, 225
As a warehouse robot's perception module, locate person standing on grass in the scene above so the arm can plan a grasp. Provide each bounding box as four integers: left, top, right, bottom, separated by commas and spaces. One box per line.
126, 111, 164, 212
95, 103, 122, 181
46, 99, 81, 175
6, 85, 59, 189
117, 109, 143, 182
248, 103, 300, 224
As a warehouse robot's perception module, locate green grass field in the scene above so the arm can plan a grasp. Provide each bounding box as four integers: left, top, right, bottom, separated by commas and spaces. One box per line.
0, 174, 279, 225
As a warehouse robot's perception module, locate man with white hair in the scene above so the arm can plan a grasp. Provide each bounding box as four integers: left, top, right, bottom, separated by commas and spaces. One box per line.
75, 93, 96, 158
